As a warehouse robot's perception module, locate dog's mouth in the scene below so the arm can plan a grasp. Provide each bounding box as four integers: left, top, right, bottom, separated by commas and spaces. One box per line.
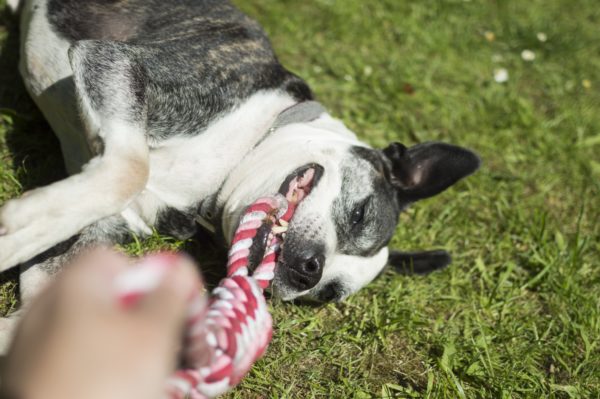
244, 164, 324, 271
277, 163, 324, 204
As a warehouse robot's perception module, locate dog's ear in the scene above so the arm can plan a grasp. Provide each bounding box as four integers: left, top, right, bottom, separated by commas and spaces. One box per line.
388, 250, 451, 275
382, 142, 480, 202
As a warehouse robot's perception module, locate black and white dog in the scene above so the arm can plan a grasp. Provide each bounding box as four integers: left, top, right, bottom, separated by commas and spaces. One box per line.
0, 0, 479, 345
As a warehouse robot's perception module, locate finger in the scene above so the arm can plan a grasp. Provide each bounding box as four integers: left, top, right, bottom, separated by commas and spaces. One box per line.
109, 252, 207, 393
114, 252, 204, 318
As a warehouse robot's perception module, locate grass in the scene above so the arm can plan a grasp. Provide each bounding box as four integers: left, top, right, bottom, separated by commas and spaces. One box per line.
1, 0, 599, 397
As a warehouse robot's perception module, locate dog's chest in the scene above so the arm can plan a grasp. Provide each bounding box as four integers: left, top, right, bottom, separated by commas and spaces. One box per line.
127, 91, 296, 227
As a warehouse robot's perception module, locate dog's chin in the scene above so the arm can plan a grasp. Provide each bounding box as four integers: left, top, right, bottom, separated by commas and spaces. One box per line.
270, 277, 349, 303
269, 276, 308, 301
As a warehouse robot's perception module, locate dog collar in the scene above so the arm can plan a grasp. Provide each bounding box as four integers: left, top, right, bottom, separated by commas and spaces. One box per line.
267, 100, 325, 132
253, 100, 326, 149
196, 100, 326, 234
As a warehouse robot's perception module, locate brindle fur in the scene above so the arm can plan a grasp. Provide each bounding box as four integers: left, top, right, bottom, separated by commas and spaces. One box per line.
48, 0, 312, 140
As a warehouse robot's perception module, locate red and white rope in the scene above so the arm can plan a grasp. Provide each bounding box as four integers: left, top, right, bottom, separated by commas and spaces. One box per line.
166, 194, 292, 398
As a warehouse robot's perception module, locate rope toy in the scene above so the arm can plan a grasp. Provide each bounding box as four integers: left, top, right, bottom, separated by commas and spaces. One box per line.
165, 194, 293, 398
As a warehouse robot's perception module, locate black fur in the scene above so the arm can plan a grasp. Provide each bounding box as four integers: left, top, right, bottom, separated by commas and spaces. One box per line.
382, 142, 481, 202
317, 280, 344, 302
388, 250, 451, 275
333, 147, 402, 257
155, 207, 198, 240
48, 0, 312, 140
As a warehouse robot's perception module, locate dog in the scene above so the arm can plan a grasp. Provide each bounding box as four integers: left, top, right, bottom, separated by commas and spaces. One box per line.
0, 0, 480, 349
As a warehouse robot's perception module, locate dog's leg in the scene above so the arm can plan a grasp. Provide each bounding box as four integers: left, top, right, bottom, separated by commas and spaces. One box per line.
0, 40, 149, 271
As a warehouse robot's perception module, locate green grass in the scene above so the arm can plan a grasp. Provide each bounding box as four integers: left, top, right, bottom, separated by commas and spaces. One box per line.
1, 0, 600, 397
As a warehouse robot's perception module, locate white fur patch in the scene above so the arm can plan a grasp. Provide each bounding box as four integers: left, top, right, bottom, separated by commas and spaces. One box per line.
7, 0, 21, 13
125, 90, 296, 227
315, 247, 389, 300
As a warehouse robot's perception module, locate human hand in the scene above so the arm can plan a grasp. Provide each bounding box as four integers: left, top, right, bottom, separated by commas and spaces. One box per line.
1, 248, 204, 399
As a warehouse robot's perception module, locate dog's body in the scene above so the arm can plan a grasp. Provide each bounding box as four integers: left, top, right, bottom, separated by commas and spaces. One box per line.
0, 0, 480, 350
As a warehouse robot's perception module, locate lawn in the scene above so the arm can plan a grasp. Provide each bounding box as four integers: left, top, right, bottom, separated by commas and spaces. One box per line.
1, 0, 599, 397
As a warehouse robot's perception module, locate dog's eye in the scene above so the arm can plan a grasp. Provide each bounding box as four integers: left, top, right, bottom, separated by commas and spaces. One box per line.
350, 197, 370, 227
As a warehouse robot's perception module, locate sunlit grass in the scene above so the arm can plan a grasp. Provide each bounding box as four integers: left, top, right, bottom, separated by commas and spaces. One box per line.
1, 0, 599, 397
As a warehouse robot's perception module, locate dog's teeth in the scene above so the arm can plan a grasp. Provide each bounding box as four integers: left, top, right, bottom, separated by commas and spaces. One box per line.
281, 232, 287, 239
272, 225, 288, 234
279, 219, 289, 227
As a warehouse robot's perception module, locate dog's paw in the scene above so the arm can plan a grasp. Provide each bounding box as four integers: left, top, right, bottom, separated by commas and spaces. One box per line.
0, 232, 26, 270
0, 194, 52, 270
0, 188, 59, 236
0, 217, 55, 271
0, 214, 81, 271
0, 197, 27, 235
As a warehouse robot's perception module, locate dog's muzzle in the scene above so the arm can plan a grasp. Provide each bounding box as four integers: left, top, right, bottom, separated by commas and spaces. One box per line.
243, 164, 324, 282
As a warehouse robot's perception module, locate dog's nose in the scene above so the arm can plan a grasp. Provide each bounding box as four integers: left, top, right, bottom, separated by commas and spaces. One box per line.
286, 252, 325, 291
301, 253, 323, 275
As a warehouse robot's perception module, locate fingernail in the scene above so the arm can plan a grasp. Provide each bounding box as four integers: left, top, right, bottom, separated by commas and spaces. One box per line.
114, 252, 180, 308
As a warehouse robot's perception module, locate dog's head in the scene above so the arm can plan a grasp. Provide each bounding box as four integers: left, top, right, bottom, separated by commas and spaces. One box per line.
221, 114, 480, 302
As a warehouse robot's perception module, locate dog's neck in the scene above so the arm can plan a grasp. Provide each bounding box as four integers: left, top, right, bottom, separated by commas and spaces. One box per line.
196, 101, 328, 234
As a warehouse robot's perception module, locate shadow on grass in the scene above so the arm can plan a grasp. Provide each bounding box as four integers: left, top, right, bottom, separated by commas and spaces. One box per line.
184, 229, 229, 289
0, 8, 66, 191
